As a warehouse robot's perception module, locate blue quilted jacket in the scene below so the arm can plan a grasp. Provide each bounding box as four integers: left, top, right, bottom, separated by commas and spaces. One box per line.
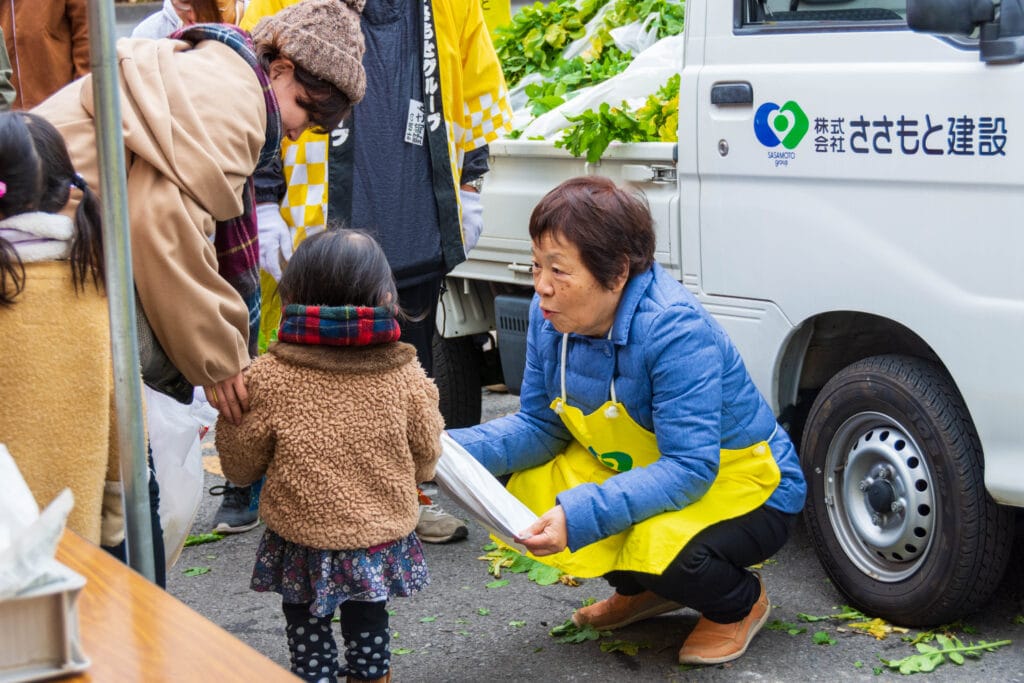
450, 263, 806, 551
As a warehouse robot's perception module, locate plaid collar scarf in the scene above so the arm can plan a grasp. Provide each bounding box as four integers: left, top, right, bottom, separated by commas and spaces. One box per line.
278, 304, 402, 347
170, 24, 283, 357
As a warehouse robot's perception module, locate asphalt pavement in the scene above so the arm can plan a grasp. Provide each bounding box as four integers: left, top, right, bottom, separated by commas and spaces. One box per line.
167, 388, 1024, 682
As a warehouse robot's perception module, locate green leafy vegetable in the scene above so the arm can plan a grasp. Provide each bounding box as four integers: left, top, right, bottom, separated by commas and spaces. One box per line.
813, 631, 837, 646
765, 619, 807, 636
879, 635, 1011, 674
477, 607, 491, 616
184, 533, 224, 547
419, 616, 437, 623
549, 618, 611, 643
509, 620, 526, 628
599, 639, 648, 656
182, 566, 211, 577
486, 579, 510, 589
555, 73, 679, 162
494, 0, 611, 86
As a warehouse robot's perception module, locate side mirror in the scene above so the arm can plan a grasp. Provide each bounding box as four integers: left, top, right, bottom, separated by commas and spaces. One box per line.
907, 0, 1024, 63
907, 0, 994, 35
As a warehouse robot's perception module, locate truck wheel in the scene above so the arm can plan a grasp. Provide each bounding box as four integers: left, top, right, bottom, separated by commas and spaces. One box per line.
800, 354, 1014, 626
432, 333, 482, 428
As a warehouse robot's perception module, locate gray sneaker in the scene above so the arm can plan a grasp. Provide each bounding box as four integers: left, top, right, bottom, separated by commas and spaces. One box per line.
415, 504, 468, 543
209, 481, 261, 534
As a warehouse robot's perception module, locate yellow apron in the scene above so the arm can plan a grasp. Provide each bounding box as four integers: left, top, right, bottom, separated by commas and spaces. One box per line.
505, 333, 782, 577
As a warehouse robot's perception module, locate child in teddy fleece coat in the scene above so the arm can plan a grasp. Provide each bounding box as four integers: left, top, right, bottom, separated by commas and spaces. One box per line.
215, 228, 444, 683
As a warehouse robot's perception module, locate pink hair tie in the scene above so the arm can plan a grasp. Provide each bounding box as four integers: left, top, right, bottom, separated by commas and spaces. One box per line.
0, 180, 6, 199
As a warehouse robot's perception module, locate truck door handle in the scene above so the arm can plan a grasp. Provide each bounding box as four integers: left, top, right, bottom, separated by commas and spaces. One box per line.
711, 82, 753, 106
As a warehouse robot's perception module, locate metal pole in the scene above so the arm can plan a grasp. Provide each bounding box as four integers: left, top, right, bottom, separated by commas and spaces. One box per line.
86, 0, 155, 582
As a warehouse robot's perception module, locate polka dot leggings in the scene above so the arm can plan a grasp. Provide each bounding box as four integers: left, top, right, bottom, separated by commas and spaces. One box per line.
283, 600, 391, 682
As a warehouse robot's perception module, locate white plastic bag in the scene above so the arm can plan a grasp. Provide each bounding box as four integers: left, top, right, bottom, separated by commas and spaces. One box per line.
0, 444, 74, 598
434, 434, 538, 551
609, 14, 661, 55
145, 387, 207, 569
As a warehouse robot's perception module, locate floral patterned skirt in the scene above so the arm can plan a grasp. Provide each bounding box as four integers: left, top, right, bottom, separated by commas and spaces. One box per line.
251, 528, 429, 617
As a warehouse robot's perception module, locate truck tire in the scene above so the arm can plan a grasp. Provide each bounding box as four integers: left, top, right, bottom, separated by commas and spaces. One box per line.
432, 333, 482, 428
800, 354, 1014, 626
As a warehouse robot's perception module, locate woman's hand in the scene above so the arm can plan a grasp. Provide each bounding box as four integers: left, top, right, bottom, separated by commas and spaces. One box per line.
517, 505, 568, 556
204, 371, 249, 425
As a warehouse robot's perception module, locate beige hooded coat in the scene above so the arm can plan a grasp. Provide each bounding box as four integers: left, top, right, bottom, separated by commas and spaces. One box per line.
35, 37, 267, 387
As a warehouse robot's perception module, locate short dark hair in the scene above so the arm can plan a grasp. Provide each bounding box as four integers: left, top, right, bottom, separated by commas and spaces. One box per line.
278, 227, 399, 311
528, 176, 655, 290
256, 44, 352, 134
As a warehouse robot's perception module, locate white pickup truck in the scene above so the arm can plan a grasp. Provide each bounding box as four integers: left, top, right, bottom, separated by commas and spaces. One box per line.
433, 0, 1023, 626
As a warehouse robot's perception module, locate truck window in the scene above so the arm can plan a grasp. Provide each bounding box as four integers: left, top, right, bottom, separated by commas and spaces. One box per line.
739, 0, 906, 30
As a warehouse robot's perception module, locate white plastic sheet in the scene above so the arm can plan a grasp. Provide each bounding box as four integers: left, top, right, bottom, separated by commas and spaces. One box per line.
433, 434, 538, 551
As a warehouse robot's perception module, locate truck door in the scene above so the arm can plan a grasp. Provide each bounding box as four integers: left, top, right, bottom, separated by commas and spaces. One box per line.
694, 0, 1024, 627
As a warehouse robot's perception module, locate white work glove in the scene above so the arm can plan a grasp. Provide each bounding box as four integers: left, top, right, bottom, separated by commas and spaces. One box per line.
256, 202, 293, 282
460, 188, 484, 255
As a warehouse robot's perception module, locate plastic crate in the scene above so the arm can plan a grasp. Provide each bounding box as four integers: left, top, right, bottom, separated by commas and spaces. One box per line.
0, 561, 89, 682
494, 295, 532, 394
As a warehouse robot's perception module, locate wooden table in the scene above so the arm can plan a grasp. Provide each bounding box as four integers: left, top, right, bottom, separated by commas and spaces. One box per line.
55, 531, 297, 681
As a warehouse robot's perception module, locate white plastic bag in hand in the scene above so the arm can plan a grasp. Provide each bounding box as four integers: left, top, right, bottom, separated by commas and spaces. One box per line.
256, 202, 293, 282
434, 434, 539, 551
460, 188, 484, 255
145, 387, 204, 570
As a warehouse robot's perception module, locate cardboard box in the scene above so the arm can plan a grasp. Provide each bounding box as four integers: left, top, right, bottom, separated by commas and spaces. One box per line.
0, 562, 89, 682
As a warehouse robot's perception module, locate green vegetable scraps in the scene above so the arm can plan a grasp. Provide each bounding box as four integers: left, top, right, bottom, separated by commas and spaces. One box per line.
392, 648, 413, 656
797, 605, 867, 623
599, 639, 648, 656
182, 566, 211, 577
555, 73, 680, 162
813, 630, 837, 646
549, 618, 610, 644
478, 546, 568, 586
419, 616, 437, 623
879, 634, 1011, 674
509, 620, 527, 628
486, 579, 510, 589
765, 619, 807, 636
477, 607, 491, 616
184, 533, 224, 547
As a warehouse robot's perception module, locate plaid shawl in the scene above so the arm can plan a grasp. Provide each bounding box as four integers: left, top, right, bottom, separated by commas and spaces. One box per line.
170, 24, 282, 356
278, 304, 401, 347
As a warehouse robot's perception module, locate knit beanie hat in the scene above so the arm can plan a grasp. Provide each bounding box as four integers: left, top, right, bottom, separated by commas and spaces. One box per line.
252, 0, 367, 105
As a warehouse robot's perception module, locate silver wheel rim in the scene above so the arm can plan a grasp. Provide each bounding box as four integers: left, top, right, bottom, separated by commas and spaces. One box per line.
822, 411, 937, 582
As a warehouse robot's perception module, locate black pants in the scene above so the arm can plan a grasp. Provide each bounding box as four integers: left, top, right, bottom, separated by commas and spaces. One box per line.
397, 275, 443, 378
605, 505, 796, 624
283, 599, 390, 682
102, 453, 167, 588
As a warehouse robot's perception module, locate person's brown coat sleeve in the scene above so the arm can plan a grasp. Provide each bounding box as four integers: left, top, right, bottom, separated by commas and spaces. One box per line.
66, 0, 90, 79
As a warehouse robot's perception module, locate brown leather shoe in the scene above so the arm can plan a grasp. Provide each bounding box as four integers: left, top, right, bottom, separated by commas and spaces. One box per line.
677, 574, 771, 665
347, 672, 391, 683
571, 590, 683, 630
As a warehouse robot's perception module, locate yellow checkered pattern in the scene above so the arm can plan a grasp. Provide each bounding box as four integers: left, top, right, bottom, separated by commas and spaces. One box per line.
280, 131, 329, 244
459, 84, 514, 151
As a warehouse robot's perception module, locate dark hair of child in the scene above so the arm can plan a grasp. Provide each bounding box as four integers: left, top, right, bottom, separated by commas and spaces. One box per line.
0, 111, 105, 305
278, 227, 401, 311
255, 44, 352, 133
